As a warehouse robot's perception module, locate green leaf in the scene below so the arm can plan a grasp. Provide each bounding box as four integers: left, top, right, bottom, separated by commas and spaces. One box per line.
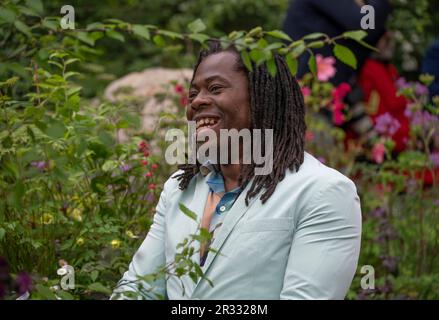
25, 0, 44, 15
266, 57, 277, 78
88, 283, 112, 296
303, 32, 326, 40
57, 291, 75, 300
307, 41, 324, 49
42, 18, 58, 31
153, 34, 166, 47
0, 228, 5, 241
35, 284, 57, 300
308, 53, 317, 77
240, 50, 253, 72
343, 30, 367, 42
106, 30, 125, 42
0, 8, 17, 23
179, 203, 197, 222
132, 24, 150, 40
17, 5, 40, 17
76, 32, 95, 46
188, 19, 206, 33
285, 53, 298, 76
188, 33, 210, 44
157, 30, 184, 40
46, 120, 67, 139
14, 21, 32, 37
333, 44, 357, 69
90, 270, 99, 282
266, 30, 292, 42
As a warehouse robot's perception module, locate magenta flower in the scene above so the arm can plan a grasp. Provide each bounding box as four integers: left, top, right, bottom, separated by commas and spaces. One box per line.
316, 54, 336, 82
374, 112, 401, 137
301, 86, 311, 97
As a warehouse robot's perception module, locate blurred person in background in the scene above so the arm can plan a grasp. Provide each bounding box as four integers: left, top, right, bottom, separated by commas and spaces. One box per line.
283, 0, 391, 85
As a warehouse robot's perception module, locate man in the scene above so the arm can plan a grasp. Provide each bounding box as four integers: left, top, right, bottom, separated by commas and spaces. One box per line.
112, 41, 362, 300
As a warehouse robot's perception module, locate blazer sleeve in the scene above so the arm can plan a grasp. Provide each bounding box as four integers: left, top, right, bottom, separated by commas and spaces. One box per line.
111, 176, 172, 300
280, 176, 362, 299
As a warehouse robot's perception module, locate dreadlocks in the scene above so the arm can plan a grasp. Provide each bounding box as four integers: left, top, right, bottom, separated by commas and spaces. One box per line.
174, 40, 306, 205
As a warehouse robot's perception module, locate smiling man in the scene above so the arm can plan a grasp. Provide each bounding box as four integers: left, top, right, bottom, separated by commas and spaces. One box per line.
113, 40, 362, 300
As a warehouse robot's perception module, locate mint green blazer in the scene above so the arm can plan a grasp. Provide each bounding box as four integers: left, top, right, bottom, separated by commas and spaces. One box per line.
113, 152, 362, 299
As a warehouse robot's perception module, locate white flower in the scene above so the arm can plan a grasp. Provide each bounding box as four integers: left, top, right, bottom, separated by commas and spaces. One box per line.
57, 267, 68, 276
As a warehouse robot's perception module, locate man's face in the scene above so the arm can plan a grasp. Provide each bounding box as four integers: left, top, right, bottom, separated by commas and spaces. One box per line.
187, 51, 251, 144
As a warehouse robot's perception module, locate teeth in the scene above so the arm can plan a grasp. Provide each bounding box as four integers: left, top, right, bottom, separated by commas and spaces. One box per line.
196, 117, 218, 129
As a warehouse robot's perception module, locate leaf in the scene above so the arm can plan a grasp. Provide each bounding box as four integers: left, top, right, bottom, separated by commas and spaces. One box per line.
179, 203, 197, 222
56, 291, 75, 300
153, 35, 166, 47
17, 5, 40, 17
88, 283, 112, 296
285, 53, 298, 76
303, 32, 326, 40
25, 0, 44, 15
333, 44, 357, 69
188, 19, 206, 33
266, 57, 277, 78
132, 24, 150, 40
14, 21, 32, 37
308, 53, 317, 77
35, 284, 57, 300
240, 50, 253, 72
188, 33, 210, 44
266, 30, 292, 42
46, 120, 67, 139
343, 30, 367, 42
106, 30, 125, 42
42, 18, 58, 31
157, 30, 184, 40
76, 32, 95, 46
0, 228, 5, 241
90, 270, 99, 282
0, 8, 17, 23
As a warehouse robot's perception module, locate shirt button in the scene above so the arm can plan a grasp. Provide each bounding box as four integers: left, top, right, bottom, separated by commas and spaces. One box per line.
219, 206, 226, 212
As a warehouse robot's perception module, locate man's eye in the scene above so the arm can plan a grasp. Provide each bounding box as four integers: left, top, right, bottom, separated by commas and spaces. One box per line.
209, 86, 222, 93
188, 92, 198, 100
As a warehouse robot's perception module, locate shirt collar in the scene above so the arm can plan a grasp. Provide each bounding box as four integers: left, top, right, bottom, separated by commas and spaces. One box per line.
200, 160, 242, 195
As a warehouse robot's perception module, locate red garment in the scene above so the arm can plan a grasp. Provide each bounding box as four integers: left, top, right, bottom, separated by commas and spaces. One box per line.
357, 59, 410, 153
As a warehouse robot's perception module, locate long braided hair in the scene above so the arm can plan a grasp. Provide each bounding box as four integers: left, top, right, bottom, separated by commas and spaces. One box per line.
174, 40, 306, 205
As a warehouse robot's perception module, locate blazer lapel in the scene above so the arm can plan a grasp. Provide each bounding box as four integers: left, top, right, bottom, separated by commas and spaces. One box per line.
192, 180, 260, 293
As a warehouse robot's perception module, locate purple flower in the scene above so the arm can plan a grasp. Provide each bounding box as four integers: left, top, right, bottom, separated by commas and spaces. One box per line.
415, 83, 429, 96
433, 199, 439, 207
430, 153, 439, 168
15, 272, 32, 294
120, 164, 132, 172
31, 161, 47, 171
369, 207, 386, 219
317, 157, 326, 164
374, 113, 401, 136
381, 255, 398, 273
396, 77, 409, 90
411, 110, 439, 130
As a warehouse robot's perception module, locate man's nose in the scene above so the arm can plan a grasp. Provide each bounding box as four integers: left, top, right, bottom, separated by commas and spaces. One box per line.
190, 90, 211, 111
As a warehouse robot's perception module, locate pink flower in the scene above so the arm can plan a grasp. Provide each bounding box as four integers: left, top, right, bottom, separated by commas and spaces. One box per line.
301, 86, 311, 97
316, 54, 336, 82
332, 108, 345, 126
372, 143, 386, 164
174, 84, 184, 93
